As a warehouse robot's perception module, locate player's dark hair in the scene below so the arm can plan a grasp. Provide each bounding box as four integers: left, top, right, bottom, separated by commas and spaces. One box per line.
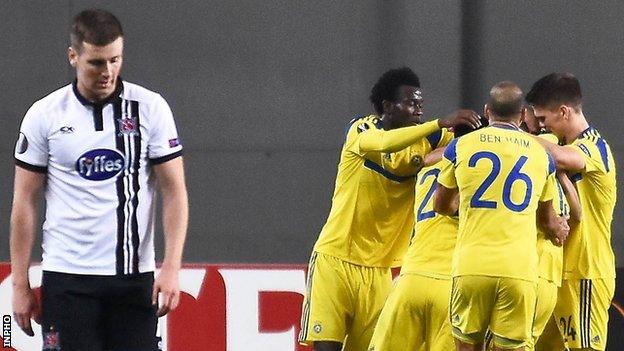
71, 9, 123, 52
369, 67, 420, 115
525, 73, 582, 111
488, 81, 524, 119
454, 115, 489, 138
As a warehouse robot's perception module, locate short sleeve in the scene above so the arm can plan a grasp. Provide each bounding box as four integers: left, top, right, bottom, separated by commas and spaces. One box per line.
437, 139, 459, 189
345, 118, 380, 156
540, 171, 556, 203
568, 140, 609, 174
14, 103, 49, 172
147, 95, 183, 164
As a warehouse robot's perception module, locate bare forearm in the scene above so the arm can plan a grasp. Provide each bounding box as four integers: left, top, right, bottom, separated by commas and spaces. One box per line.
557, 171, 582, 222
534, 137, 584, 171
10, 204, 38, 288
161, 190, 188, 269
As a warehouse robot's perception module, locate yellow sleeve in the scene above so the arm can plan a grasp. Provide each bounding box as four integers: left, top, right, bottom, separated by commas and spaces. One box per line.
352, 120, 440, 155
436, 138, 458, 189
540, 171, 556, 203
566, 140, 608, 174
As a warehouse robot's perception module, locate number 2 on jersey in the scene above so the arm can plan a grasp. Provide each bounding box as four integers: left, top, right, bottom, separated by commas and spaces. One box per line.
416, 168, 440, 221
468, 151, 533, 212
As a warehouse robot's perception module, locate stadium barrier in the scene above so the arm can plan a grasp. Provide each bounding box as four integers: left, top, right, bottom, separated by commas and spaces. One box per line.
0, 263, 622, 350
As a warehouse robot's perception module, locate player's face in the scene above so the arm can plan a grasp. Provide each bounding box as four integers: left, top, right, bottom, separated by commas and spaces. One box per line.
532, 105, 566, 138
69, 36, 124, 102
523, 106, 543, 135
385, 85, 424, 129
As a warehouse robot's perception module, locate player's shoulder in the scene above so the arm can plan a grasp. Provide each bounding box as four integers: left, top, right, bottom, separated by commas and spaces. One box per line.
121, 81, 167, 105
29, 83, 73, 114
23, 84, 74, 126
344, 114, 382, 136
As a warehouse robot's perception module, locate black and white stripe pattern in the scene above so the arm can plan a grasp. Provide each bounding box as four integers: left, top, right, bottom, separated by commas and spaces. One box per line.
115, 98, 142, 275
580, 279, 593, 348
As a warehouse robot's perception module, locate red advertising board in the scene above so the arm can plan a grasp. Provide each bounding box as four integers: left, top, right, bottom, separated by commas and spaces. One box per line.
2, 263, 623, 350
0, 263, 311, 351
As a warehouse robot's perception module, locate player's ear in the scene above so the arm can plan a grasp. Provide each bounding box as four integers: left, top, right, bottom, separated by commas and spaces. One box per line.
382, 99, 393, 115
520, 106, 527, 121
68, 46, 78, 67
483, 104, 490, 119
559, 105, 569, 120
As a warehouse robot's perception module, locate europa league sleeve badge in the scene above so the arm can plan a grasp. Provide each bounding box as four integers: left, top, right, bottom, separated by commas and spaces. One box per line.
15, 132, 28, 154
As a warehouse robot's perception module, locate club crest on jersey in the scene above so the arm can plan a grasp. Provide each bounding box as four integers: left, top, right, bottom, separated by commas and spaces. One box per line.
118, 117, 138, 136
75, 149, 125, 181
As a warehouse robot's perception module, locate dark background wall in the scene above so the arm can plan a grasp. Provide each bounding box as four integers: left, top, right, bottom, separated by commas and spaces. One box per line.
0, 1, 622, 266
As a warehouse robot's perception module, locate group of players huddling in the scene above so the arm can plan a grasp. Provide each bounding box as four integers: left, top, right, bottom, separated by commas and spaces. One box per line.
299, 68, 616, 351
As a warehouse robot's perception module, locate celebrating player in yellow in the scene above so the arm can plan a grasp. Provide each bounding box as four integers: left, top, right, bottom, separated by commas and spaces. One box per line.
527, 73, 617, 351
434, 81, 568, 351
368, 119, 487, 351
298, 67, 481, 351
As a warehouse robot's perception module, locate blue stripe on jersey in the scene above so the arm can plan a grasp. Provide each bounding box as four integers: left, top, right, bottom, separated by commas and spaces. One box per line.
571, 172, 583, 182
596, 138, 610, 172
426, 129, 442, 149
443, 138, 458, 165
363, 159, 415, 182
547, 152, 556, 175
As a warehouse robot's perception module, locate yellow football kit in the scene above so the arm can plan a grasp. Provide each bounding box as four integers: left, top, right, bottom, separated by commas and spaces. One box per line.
300, 115, 453, 349
369, 163, 458, 351
552, 127, 617, 350
531, 133, 570, 350
437, 123, 556, 348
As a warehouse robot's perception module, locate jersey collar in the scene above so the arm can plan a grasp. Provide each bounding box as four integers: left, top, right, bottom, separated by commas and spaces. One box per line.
72, 78, 124, 107
577, 126, 599, 140
490, 121, 520, 131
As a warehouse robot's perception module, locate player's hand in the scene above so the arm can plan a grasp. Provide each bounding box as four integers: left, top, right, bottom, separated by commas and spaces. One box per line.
153, 265, 181, 317
550, 216, 570, 246
438, 109, 482, 129
12, 286, 41, 337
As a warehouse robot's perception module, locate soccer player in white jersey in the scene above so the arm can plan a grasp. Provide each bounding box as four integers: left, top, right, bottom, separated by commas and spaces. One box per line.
10, 9, 188, 350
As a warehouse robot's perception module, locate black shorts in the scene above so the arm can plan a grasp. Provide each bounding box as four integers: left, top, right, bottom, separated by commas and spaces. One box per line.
41, 271, 160, 351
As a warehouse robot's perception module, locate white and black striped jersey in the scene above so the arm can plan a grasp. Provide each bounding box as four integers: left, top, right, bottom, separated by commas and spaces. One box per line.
14, 80, 183, 276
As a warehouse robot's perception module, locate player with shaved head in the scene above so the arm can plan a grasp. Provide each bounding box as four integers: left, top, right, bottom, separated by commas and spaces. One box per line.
434, 81, 568, 351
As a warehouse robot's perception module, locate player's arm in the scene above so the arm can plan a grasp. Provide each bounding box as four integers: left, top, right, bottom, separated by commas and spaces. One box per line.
152, 156, 188, 317
10, 166, 45, 336
534, 136, 585, 171
557, 171, 582, 228
358, 110, 481, 153
424, 147, 446, 167
433, 184, 459, 216
433, 138, 459, 216
537, 200, 569, 246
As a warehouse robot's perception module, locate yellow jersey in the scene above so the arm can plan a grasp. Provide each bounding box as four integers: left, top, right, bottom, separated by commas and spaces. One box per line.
563, 127, 617, 279
314, 115, 453, 267
437, 124, 556, 282
402, 163, 459, 278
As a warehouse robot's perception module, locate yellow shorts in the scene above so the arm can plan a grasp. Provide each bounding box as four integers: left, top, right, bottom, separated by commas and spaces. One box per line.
530, 277, 558, 349
451, 275, 537, 349
552, 278, 615, 350
369, 273, 454, 351
298, 252, 392, 351
534, 316, 567, 351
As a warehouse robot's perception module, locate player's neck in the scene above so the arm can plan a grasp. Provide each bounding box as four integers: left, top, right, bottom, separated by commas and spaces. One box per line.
564, 111, 590, 143
490, 119, 520, 130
